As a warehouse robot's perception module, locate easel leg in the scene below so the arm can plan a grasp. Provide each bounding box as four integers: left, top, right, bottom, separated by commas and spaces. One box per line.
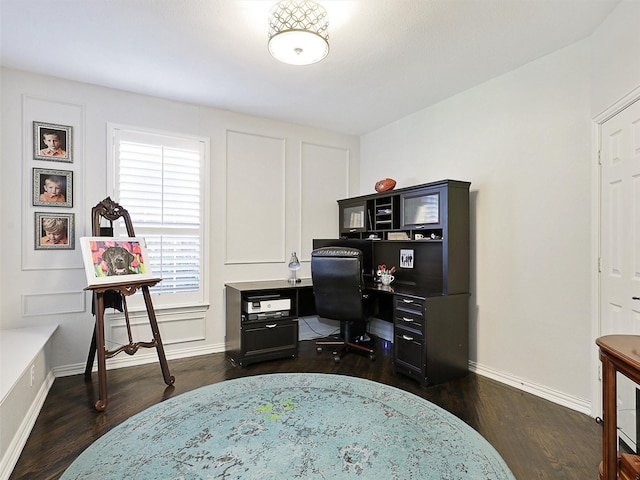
84, 321, 97, 377
94, 293, 108, 411
142, 286, 175, 386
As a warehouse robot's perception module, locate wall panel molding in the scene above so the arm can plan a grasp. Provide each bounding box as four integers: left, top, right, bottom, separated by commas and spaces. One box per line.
225, 130, 285, 264
21, 95, 85, 271
22, 291, 85, 316
300, 142, 350, 261
106, 309, 207, 346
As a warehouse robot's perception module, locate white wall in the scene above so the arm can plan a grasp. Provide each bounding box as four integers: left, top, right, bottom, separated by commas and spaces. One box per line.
2, 0, 637, 426
590, 1, 640, 116
360, 0, 640, 410
587, 0, 640, 413
0, 67, 359, 372
361, 41, 594, 407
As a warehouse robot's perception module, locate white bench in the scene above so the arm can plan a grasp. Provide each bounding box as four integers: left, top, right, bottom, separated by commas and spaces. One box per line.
0, 324, 58, 480
0, 324, 58, 400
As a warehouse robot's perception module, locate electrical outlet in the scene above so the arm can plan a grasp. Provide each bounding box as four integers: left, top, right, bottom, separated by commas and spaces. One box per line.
30, 365, 35, 387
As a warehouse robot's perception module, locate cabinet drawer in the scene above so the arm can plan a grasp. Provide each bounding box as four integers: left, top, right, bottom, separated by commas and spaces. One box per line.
394, 296, 425, 315
394, 329, 424, 369
394, 296, 425, 329
395, 310, 424, 331
243, 319, 298, 357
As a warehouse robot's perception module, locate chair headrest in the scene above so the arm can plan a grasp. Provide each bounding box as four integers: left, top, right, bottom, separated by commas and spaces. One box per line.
311, 246, 362, 259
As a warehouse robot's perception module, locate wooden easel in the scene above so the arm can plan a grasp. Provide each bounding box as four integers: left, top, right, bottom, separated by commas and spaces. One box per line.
84, 197, 174, 411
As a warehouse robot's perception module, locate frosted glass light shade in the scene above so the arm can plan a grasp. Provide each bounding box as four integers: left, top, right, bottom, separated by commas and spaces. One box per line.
288, 251, 301, 283
268, 0, 329, 66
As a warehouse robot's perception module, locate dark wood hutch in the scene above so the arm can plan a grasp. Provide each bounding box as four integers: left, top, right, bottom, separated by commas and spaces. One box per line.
226, 179, 471, 386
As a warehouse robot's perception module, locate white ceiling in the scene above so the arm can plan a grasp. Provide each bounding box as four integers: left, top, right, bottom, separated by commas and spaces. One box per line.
0, 0, 621, 135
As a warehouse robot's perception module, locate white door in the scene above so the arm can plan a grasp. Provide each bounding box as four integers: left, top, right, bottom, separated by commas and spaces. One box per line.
600, 98, 640, 451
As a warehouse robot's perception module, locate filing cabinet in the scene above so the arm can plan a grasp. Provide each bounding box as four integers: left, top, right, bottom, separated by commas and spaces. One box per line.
225, 280, 312, 367
394, 294, 425, 382
240, 318, 298, 366
393, 292, 469, 386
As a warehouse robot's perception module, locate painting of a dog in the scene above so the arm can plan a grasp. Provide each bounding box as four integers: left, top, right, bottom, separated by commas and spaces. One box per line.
81, 237, 154, 287
102, 246, 136, 276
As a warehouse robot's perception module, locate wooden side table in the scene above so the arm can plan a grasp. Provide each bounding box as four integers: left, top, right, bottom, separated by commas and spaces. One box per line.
85, 278, 174, 411
596, 335, 640, 480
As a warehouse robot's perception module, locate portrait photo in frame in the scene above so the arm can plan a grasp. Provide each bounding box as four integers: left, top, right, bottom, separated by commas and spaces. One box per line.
32, 167, 72, 207
80, 237, 156, 287
35, 212, 75, 250
33, 121, 73, 162
400, 249, 414, 269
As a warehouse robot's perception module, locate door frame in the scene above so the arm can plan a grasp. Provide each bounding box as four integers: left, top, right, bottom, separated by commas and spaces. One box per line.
591, 85, 640, 417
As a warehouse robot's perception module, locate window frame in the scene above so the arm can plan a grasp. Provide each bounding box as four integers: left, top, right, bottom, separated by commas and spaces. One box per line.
107, 123, 210, 311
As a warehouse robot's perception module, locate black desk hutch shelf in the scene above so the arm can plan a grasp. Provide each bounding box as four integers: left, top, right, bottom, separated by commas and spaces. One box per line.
224, 179, 471, 387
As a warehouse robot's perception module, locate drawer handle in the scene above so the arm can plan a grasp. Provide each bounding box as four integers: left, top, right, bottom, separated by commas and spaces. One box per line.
265, 324, 277, 328
402, 317, 414, 322
402, 335, 414, 341
402, 299, 414, 304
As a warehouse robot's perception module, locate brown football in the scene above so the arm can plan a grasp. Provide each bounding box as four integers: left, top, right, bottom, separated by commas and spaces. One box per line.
375, 178, 396, 192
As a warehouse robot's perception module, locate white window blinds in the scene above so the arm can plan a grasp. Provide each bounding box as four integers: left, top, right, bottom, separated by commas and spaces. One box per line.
112, 128, 205, 301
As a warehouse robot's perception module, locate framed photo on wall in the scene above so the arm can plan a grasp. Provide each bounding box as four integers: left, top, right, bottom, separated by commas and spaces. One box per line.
33, 121, 73, 162
80, 237, 156, 287
32, 168, 72, 207
400, 249, 414, 269
35, 212, 75, 250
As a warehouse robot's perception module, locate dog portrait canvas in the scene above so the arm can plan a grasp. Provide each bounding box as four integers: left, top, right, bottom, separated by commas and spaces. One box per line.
80, 237, 156, 286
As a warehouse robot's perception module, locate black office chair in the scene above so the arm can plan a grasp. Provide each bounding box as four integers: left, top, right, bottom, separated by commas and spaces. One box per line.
311, 246, 375, 362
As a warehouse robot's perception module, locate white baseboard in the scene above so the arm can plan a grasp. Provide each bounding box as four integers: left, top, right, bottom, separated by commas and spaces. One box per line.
0, 369, 55, 480
469, 361, 592, 416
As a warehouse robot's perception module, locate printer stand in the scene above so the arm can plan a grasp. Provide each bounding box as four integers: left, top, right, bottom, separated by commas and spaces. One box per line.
225, 279, 315, 367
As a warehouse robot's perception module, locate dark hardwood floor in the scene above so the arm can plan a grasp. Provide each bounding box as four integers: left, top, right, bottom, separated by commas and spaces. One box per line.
10, 339, 602, 479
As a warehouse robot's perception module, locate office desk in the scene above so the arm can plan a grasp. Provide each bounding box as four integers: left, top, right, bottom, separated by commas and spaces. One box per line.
225, 279, 469, 385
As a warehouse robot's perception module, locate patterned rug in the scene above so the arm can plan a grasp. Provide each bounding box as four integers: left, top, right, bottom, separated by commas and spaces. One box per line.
62, 373, 515, 479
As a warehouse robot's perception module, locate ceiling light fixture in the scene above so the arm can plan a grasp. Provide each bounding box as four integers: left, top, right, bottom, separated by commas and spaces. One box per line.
268, 0, 329, 66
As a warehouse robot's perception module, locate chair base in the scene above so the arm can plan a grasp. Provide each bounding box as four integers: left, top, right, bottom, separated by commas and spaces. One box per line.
316, 336, 375, 362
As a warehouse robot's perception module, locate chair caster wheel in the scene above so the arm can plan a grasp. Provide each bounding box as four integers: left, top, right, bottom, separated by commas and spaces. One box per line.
369, 353, 376, 361
333, 355, 341, 363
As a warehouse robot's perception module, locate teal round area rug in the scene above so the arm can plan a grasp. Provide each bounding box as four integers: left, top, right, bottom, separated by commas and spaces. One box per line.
62, 373, 515, 479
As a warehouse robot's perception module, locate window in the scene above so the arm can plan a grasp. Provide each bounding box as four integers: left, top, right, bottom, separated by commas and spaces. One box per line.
110, 125, 208, 308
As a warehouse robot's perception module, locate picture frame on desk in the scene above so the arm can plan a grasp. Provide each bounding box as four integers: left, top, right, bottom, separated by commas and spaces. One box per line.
80, 237, 155, 287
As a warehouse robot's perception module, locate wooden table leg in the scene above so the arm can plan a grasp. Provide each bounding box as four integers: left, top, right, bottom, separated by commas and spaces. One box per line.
602, 356, 617, 480
142, 286, 175, 386
94, 292, 108, 411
